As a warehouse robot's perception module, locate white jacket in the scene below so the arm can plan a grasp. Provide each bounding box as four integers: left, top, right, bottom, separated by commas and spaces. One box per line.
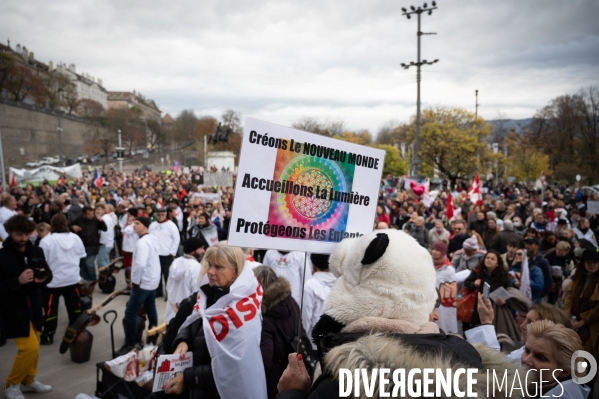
165, 255, 202, 323
263, 250, 311, 306
39, 232, 86, 288
122, 224, 139, 253
301, 271, 336, 349
172, 206, 184, 231
149, 220, 180, 256
0, 207, 17, 240
100, 214, 115, 248
131, 233, 161, 290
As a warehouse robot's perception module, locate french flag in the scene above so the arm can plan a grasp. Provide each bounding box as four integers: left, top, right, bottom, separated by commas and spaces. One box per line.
93, 169, 104, 188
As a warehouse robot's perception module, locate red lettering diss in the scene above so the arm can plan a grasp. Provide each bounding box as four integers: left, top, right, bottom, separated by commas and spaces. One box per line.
208, 283, 263, 342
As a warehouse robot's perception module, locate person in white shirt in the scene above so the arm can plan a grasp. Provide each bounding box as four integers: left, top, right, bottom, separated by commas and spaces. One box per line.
0, 196, 18, 241
38, 214, 86, 345
242, 247, 262, 270
168, 199, 184, 232
302, 254, 336, 350
121, 209, 139, 284
262, 250, 311, 306
119, 216, 160, 354
96, 204, 114, 269
165, 237, 206, 324
149, 207, 180, 297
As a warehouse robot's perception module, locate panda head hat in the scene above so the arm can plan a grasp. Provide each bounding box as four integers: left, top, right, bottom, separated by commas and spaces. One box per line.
322, 229, 438, 329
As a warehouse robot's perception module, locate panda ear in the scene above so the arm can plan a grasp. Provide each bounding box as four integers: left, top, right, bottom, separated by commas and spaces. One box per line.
361, 233, 389, 265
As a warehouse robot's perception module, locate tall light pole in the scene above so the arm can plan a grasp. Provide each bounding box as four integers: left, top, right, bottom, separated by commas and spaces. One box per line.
475, 89, 480, 119
116, 129, 124, 173
400, 1, 439, 179
57, 88, 64, 166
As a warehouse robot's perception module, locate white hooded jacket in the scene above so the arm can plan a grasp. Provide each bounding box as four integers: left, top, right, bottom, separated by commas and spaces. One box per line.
39, 232, 86, 288
131, 233, 161, 290
165, 255, 202, 323
301, 271, 336, 349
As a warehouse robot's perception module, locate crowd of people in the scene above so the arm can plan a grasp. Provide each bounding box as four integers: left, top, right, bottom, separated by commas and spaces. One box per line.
0, 169, 597, 399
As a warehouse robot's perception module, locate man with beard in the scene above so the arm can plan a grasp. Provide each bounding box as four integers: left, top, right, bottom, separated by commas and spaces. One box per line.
0, 216, 53, 399
448, 220, 469, 258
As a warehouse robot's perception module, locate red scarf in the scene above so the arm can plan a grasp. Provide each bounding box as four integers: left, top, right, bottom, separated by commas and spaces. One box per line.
433, 256, 451, 270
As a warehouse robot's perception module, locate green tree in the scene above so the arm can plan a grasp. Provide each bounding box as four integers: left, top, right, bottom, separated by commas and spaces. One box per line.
506, 132, 550, 182
376, 144, 407, 176
399, 107, 491, 184
334, 130, 372, 145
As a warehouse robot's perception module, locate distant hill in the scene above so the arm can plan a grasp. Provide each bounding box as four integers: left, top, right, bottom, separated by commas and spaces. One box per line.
487, 118, 533, 134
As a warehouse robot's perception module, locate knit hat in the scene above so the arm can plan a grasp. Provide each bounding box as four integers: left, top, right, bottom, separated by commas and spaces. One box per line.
184, 237, 206, 254
462, 235, 479, 250
431, 241, 448, 254
136, 216, 151, 229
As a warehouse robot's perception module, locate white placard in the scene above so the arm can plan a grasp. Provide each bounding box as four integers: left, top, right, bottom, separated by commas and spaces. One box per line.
152, 353, 193, 392
228, 118, 385, 254
204, 172, 234, 187
587, 200, 599, 215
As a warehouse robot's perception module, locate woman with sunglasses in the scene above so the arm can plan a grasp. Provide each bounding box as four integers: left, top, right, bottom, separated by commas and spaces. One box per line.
508, 249, 545, 304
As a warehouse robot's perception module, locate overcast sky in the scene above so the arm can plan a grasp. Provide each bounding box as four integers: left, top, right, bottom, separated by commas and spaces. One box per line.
2, 0, 598, 133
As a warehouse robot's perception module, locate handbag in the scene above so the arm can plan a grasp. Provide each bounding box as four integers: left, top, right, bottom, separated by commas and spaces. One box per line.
265, 305, 317, 378
455, 287, 477, 323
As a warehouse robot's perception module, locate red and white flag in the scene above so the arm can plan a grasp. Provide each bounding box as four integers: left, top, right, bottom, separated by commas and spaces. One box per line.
9, 173, 16, 187
467, 174, 483, 206
445, 192, 454, 220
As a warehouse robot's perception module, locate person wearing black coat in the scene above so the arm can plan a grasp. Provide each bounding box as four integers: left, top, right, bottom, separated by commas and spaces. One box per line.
0, 215, 53, 397
254, 266, 301, 399
170, 284, 227, 399
70, 206, 107, 281
463, 250, 515, 337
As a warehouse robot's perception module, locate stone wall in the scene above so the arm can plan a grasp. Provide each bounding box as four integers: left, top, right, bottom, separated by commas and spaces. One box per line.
0, 99, 97, 168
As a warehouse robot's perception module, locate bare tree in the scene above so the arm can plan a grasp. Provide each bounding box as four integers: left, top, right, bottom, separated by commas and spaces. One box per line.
292, 117, 344, 137
173, 110, 198, 148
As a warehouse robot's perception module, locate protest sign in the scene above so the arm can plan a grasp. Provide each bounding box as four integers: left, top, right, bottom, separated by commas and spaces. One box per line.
228, 118, 385, 254
587, 200, 599, 215
152, 353, 193, 392
191, 192, 220, 204
204, 172, 234, 187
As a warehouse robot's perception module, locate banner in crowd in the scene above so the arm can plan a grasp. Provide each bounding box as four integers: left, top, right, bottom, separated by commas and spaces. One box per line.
229, 118, 385, 254
204, 172, 234, 187
10, 163, 83, 183
191, 192, 220, 204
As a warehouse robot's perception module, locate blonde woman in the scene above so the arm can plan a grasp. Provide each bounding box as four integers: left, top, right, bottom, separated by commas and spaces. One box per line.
522, 320, 590, 399
167, 242, 266, 398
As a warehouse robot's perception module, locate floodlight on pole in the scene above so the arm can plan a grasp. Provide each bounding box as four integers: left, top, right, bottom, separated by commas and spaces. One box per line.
400, 2, 439, 179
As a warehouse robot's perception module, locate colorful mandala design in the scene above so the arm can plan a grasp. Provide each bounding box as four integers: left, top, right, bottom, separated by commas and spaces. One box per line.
275, 155, 349, 229
291, 168, 333, 219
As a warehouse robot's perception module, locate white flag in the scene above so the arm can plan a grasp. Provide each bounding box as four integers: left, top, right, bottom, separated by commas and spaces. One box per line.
520, 250, 532, 301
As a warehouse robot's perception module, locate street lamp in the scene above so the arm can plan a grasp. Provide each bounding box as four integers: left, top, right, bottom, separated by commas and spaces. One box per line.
116, 129, 124, 173
400, 2, 439, 179
57, 88, 64, 166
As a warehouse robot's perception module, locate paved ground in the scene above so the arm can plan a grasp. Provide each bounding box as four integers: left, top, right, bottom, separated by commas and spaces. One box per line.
1, 274, 166, 399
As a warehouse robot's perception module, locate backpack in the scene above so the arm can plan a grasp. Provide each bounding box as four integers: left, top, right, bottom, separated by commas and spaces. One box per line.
265, 304, 317, 378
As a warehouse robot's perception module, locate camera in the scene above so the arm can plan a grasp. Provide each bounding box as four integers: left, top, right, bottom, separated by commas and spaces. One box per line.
26, 256, 48, 280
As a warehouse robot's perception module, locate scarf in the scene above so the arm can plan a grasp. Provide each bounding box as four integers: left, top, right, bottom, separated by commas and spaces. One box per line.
178, 266, 267, 399
433, 256, 451, 270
